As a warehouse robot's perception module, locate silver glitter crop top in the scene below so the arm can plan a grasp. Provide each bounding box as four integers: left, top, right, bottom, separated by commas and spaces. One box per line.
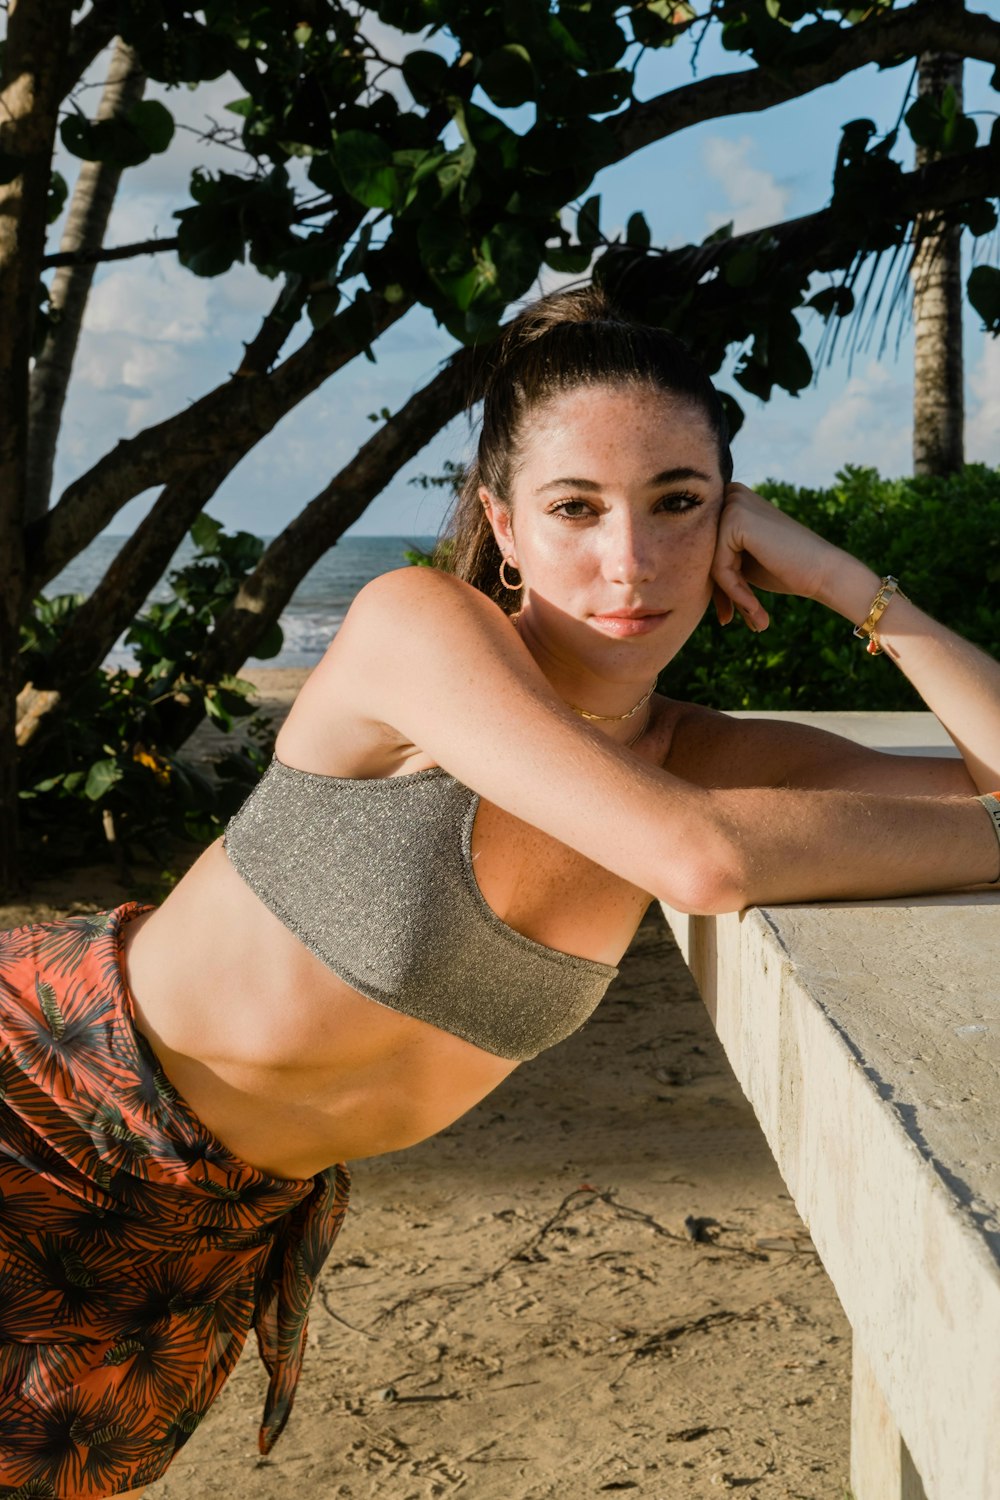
221, 756, 618, 1061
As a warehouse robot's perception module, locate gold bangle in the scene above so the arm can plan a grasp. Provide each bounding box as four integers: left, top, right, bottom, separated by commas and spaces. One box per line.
853, 575, 906, 656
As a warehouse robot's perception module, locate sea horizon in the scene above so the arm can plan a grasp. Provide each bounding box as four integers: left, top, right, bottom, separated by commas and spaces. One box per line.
47, 533, 438, 672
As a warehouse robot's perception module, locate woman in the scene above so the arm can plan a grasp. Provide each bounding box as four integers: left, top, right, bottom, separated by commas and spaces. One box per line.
2, 286, 998, 1498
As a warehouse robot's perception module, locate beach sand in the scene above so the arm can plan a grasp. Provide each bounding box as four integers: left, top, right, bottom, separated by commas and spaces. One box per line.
2, 670, 853, 1499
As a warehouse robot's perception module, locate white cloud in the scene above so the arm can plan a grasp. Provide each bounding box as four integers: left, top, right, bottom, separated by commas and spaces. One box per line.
701, 135, 791, 237
730, 357, 913, 489
84, 257, 211, 342
966, 335, 1000, 467
801, 360, 911, 482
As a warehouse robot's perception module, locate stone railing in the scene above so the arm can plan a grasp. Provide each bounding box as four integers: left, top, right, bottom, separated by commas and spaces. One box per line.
661, 712, 1000, 1500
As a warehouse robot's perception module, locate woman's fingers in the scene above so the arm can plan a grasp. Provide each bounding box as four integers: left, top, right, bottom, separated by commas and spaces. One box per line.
717, 480, 839, 604
711, 518, 771, 632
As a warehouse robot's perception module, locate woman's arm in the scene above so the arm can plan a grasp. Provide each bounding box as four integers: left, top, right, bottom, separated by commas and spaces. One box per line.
336, 567, 999, 913
712, 484, 1000, 793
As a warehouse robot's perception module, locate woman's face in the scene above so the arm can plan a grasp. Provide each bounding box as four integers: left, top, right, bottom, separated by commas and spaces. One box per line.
483, 382, 725, 681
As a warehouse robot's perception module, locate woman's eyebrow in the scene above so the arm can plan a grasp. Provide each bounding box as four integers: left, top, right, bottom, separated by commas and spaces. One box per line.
536, 466, 713, 495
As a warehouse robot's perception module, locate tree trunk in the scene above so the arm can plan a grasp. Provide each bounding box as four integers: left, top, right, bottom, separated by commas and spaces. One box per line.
911, 52, 965, 476
26, 39, 146, 524
0, 0, 76, 898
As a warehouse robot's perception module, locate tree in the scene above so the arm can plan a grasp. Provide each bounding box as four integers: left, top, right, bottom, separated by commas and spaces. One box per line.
2, 0, 999, 894
911, 48, 967, 475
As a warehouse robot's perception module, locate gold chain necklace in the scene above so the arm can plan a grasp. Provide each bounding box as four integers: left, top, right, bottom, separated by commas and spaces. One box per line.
623, 705, 651, 748
570, 679, 657, 724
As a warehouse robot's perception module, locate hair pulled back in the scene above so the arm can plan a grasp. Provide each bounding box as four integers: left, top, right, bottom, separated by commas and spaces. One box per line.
441, 283, 733, 613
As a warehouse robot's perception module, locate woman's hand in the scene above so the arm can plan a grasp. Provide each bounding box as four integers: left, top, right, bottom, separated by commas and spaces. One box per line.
711, 482, 847, 631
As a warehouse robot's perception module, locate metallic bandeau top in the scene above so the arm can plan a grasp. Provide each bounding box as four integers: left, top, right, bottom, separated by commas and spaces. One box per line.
221, 756, 618, 1062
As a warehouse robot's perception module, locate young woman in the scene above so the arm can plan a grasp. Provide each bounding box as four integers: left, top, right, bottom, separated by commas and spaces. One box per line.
2, 286, 998, 1498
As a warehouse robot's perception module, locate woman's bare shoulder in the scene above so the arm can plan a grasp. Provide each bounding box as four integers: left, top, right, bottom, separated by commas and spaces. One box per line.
276, 568, 520, 778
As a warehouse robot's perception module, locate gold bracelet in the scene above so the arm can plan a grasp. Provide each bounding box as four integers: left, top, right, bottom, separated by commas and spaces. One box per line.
853, 575, 906, 656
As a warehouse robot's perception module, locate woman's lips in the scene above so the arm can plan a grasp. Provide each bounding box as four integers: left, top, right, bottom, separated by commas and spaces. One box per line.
589, 611, 669, 637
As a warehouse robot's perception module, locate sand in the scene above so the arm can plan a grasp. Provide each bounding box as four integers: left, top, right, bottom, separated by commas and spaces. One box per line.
2, 669, 854, 1499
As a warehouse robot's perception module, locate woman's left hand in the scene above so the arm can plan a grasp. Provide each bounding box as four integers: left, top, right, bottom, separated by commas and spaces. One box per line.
710, 482, 847, 631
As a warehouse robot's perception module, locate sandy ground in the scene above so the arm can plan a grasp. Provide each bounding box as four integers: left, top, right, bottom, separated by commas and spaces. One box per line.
2, 670, 854, 1500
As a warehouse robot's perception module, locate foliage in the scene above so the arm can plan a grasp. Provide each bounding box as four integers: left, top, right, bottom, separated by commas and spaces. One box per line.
662, 465, 1000, 710
48, 1, 998, 395
17, 516, 280, 872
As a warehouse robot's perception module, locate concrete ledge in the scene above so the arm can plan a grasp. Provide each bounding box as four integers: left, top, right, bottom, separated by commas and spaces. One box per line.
660, 712, 1000, 1500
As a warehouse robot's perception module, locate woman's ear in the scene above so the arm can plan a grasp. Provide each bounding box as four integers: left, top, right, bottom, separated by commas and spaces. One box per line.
480, 487, 515, 559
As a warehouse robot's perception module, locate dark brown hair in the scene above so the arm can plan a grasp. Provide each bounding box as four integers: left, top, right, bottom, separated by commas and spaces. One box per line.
440, 284, 733, 612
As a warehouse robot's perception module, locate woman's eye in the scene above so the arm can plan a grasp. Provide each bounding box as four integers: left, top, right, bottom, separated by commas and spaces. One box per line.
551, 499, 594, 519
658, 492, 703, 513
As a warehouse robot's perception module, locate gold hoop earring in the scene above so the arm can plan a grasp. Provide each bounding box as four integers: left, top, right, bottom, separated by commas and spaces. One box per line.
499, 557, 522, 591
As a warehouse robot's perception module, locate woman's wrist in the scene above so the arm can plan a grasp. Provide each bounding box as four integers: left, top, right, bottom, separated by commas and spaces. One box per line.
812, 550, 882, 623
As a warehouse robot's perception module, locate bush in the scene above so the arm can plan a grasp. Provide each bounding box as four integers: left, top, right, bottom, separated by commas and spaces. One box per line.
18, 514, 281, 874
662, 465, 1000, 710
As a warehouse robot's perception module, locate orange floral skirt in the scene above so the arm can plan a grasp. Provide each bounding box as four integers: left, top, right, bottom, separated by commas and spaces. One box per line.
0, 902, 350, 1499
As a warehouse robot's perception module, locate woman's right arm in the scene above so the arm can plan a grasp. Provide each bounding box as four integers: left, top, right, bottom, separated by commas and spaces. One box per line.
334, 567, 1000, 912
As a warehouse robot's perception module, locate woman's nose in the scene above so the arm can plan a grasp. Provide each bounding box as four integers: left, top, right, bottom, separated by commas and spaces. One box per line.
603, 514, 656, 584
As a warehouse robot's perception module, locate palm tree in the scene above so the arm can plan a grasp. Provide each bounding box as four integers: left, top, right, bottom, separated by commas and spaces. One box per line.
911, 51, 965, 476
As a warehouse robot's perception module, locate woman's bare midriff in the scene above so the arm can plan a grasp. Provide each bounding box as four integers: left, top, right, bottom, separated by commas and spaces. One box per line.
122, 816, 651, 1180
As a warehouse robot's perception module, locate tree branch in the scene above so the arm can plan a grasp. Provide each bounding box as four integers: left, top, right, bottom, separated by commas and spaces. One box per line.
23, 290, 414, 594
607, 2, 1000, 163
165, 344, 475, 724
40, 233, 180, 270
601, 143, 1000, 335
60, 0, 119, 101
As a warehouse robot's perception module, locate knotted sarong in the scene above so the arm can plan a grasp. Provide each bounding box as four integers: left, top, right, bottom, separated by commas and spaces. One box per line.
0, 902, 350, 1498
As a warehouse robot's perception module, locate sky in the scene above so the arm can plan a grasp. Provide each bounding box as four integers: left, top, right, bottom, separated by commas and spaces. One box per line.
42, 11, 1000, 541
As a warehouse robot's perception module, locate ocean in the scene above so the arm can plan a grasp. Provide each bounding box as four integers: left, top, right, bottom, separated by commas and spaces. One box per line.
45, 533, 438, 672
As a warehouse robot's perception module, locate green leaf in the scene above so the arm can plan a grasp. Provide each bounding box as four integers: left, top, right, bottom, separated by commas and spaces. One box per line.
544, 243, 593, 274
960, 200, 998, 238
253, 621, 284, 659
190, 513, 223, 554
418, 216, 471, 276
577, 194, 601, 246
769, 335, 812, 393
723, 246, 760, 288
84, 759, 123, 801
307, 287, 341, 328
483, 222, 541, 300
807, 285, 855, 320
968, 266, 1000, 333
129, 100, 174, 154
626, 212, 651, 249
334, 130, 399, 210
479, 44, 535, 109
47, 171, 68, 225
402, 50, 448, 106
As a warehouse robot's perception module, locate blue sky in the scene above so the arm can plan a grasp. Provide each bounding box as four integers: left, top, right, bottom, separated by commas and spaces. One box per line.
48, 19, 1000, 541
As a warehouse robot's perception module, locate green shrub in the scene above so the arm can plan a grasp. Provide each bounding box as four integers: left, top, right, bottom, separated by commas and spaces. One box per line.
662, 465, 1000, 710
18, 514, 280, 874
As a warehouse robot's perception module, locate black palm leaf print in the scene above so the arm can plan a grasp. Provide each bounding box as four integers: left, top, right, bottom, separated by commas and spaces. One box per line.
1, 902, 351, 1496
28, 914, 117, 980
99, 1322, 217, 1415
110, 1254, 256, 1344
0, 1389, 158, 1495
0, 1163, 71, 1241
3, 976, 118, 1101
13, 1234, 124, 1331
